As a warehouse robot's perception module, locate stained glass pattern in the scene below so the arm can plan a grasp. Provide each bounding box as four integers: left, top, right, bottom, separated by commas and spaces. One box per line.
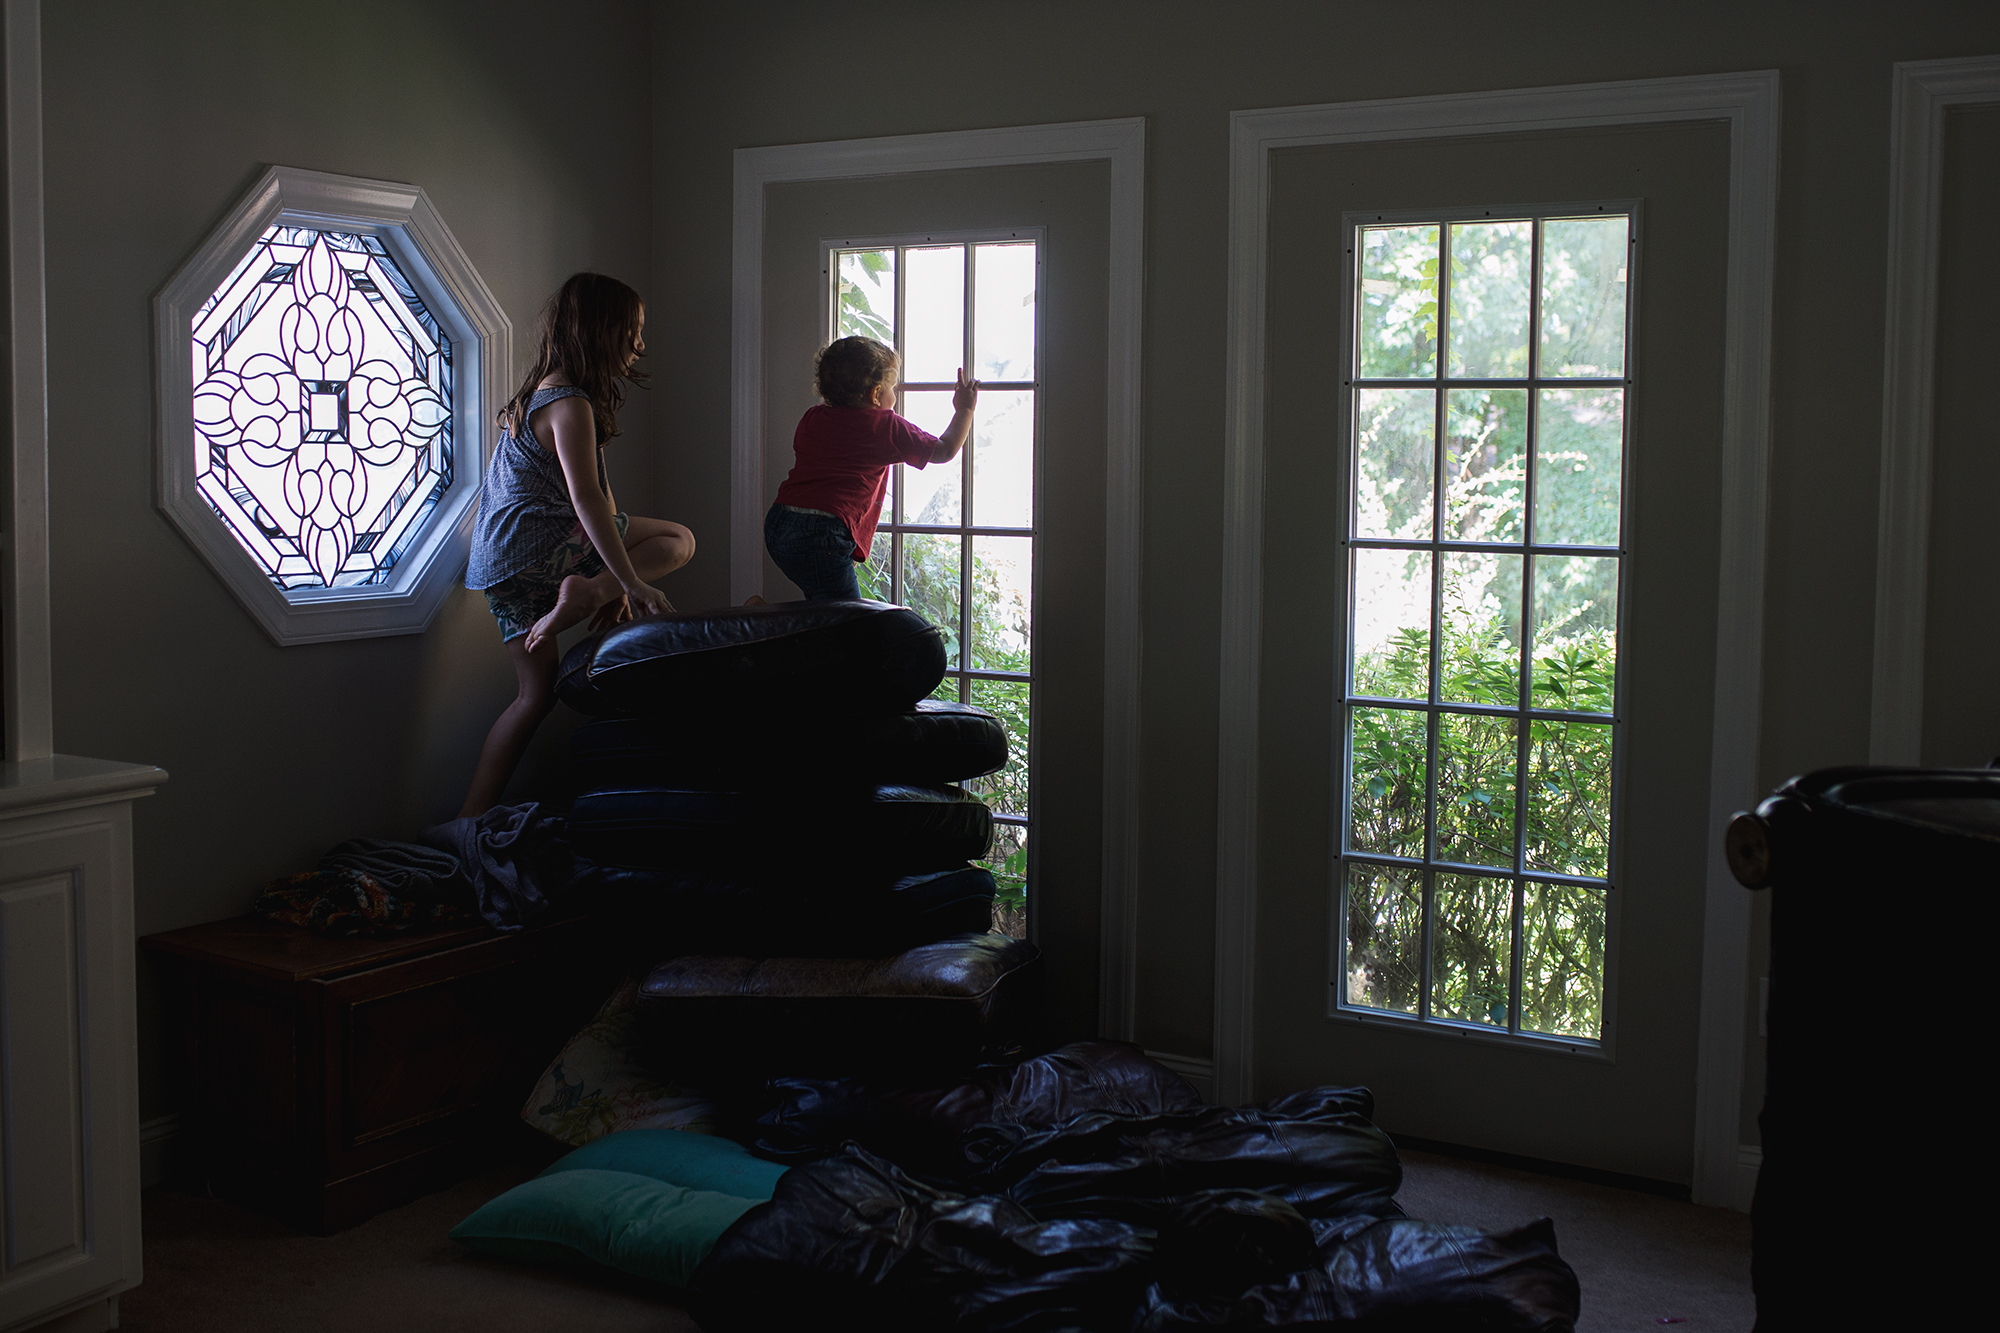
191, 227, 453, 590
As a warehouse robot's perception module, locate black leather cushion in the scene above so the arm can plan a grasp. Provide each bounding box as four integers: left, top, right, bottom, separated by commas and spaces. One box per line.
747, 1041, 1204, 1174
569, 783, 992, 874
557, 600, 946, 717
578, 863, 996, 959
636, 933, 1042, 1072
571, 700, 1008, 790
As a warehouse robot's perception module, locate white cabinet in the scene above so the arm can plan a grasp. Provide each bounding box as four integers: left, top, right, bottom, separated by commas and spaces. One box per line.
0, 758, 164, 1333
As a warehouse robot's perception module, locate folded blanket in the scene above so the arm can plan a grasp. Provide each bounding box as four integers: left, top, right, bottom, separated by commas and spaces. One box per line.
320, 837, 469, 901
254, 868, 470, 937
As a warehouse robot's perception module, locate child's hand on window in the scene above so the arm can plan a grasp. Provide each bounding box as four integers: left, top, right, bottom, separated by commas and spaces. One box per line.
953, 367, 979, 413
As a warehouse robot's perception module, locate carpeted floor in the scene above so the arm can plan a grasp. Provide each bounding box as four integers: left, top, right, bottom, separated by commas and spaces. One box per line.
1396, 1150, 1754, 1331
119, 1143, 1752, 1332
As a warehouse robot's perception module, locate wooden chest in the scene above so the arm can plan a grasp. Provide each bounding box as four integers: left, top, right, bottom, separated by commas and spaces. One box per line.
143, 913, 617, 1234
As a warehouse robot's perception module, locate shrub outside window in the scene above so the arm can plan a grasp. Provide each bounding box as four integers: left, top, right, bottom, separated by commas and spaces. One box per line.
1337, 207, 1634, 1048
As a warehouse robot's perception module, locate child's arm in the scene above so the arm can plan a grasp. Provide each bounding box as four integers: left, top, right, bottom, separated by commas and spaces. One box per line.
543, 396, 673, 618
931, 368, 979, 464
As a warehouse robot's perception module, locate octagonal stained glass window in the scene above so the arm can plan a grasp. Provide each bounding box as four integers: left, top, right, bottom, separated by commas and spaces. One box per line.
190, 227, 454, 590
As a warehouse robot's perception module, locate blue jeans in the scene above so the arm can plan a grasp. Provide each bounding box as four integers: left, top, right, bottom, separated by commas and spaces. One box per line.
764, 505, 862, 601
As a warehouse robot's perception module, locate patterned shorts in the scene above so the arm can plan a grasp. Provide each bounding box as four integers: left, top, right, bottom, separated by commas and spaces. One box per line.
484, 511, 629, 643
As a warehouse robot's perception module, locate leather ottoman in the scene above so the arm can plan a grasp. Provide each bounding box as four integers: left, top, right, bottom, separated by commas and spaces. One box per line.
635, 933, 1041, 1073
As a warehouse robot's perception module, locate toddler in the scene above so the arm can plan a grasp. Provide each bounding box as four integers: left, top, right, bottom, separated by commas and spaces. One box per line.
764, 336, 976, 600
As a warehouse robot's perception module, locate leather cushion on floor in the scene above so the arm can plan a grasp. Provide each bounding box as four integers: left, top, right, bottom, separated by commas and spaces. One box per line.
570, 700, 1009, 790
578, 863, 998, 959
557, 600, 946, 717
569, 783, 992, 874
748, 1041, 1206, 1175
636, 933, 1042, 1073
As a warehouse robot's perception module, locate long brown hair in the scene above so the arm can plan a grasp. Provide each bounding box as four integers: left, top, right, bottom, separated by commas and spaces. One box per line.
502, 273, 647, 443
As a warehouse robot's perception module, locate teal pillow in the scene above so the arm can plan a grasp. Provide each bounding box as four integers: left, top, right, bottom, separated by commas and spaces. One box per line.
450, 1168, 762, 1286
539, 1128, 789, 1201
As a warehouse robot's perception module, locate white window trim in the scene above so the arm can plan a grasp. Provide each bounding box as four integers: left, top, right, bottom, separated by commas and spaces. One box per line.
1214, 72, 1781, 1210
152, 165, 510, 646
731, 119, 1146, 1040
1869, 55, 2000, 763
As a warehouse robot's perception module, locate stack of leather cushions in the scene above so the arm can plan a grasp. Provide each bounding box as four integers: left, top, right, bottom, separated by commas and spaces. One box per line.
558, 599, 1043, 1070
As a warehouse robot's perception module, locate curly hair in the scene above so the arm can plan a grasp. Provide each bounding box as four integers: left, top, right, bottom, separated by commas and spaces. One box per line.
501, 273, 647, 443
814, 336, 899, 408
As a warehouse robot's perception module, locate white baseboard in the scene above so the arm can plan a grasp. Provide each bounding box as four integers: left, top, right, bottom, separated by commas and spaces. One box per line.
1144, 1051, 1215, 1103
1732, 1141, 1762, 1213
139, 1114, 179, 1190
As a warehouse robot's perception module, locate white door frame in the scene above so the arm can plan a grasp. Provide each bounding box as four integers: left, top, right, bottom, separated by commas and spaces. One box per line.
730, 118, 1147, 1038
1213, 72, 1780, 1207
1868, 55, 2000, 764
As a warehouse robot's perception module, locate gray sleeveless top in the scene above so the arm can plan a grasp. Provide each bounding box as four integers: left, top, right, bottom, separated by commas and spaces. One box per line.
465, 386, 610, 589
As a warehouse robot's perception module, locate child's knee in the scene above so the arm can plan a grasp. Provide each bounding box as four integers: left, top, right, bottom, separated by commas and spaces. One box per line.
657, 525, 695, 568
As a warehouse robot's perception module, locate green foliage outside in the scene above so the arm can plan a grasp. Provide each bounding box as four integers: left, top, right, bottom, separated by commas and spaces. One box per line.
1345, 218, 1626, 1042
836, 250, 894, 344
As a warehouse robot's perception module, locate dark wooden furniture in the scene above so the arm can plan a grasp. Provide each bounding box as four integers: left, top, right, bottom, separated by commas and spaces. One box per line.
143, 913, 617, 1234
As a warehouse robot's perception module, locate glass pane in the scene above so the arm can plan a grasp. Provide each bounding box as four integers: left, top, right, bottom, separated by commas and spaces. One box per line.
1535, 388, 1623, 546
902, 246, 964, 384
1539, 216, 1628, 377
1430, 874, 1514, 1027
1357, 225, 1439, 379
836, 249, 895, 343
1521, 881, 1605, 1039
1524, 720, 1612, 878
1348, 706, 1428, 859
901, 533, 963, 666
982, 822, 1029, 940
1436, 714, 1517, 869
1344, 862, 1422, 1014
972, 389, 1034, 529
973, 242, 1036, 382
1354, 388, 1435, 540
1448, 221, 1531, 378
1531, 555, 1617, 715
898, 391, 960, 525
969, 677, 1031, 818
1351, 548, 1431, 701
1443, 389, 1526, 543
858, 528, 893, 601
970, 536, 1032, 673
930, 675, 962, 704
192, 228, 453, 591
1439, 551, 1522, 707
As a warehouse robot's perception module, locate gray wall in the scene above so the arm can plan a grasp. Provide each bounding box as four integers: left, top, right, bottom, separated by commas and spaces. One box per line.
42, 0, 656, 1119
651, 0, 2000, 1160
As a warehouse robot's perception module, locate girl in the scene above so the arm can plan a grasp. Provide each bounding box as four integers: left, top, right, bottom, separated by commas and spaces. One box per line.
765, 335, 976, 600
460, 273, 694, 816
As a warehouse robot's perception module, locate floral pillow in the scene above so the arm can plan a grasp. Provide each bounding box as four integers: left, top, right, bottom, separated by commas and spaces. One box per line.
524, 974, 721, 1146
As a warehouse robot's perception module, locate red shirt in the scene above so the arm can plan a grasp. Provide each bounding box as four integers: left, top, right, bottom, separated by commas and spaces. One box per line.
773, 404, 940, 560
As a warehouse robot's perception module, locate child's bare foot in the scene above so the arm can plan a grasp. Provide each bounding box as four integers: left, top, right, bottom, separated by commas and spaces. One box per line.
744, 594, 767, 606
525, 574, 608, 652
